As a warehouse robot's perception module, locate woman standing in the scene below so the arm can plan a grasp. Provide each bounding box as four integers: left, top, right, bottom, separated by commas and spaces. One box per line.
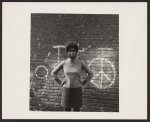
51, 41, 93, 111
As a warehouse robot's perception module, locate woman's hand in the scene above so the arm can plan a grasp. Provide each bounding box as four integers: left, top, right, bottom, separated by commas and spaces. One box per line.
81, 82, 84, 85
81, 80, 88, 86
61, 80, 67, 86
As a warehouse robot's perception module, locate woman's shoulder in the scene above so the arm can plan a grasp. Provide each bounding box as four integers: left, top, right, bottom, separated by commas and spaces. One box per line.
60, 59, 69, 65
56, 60, 66, 66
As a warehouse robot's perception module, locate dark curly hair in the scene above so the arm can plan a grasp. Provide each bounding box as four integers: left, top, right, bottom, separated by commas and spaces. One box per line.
65, 41, 79, 52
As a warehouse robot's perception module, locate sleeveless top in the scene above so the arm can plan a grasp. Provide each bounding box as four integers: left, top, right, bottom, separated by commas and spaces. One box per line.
51, 58, 93, 88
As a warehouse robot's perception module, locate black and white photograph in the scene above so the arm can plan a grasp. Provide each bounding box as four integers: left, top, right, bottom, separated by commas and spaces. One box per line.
30, 14, 119, 112
2, 2, 147, 119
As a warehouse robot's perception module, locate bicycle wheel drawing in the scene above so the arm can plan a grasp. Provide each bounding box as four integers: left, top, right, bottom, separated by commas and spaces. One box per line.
35, 65, 49, 79
33, 65, 49, 95
88, 58, 116, 89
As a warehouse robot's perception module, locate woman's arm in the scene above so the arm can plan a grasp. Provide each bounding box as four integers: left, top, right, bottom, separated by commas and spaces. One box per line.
51, 60, 65, 85
81, 61, 94, 85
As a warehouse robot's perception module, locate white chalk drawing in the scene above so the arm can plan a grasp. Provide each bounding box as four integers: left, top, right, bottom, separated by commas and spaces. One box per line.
35, 65, 48, 79
53, 45, 65, 63
33, 46, 116, 89
88, 57, 116, 89
34, 65, 49, 95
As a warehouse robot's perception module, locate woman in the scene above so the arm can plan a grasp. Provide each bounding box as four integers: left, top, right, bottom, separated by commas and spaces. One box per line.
51, 41, 93, 111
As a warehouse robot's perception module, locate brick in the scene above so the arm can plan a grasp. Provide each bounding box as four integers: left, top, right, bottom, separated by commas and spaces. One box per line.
30, 14, 119, 112
40, 98, 48, 102
47, 90, 53, 93
50, 86, 59, 90
53, 89, 61, 93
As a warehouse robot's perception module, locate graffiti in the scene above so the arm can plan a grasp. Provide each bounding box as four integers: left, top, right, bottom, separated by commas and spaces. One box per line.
35, 65, 48, 79
33, 46, 116, 89
89, 57, 116, 89
88, 48, 116, 89
53, 45, 65, 63
33, 65, 49, 95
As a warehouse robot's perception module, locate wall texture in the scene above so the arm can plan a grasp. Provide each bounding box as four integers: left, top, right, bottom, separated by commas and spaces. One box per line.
30, 14, 119, 112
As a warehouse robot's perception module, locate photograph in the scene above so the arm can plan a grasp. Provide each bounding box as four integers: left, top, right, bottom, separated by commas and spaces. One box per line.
30, 13, 119, 112
2, 2, 147, 119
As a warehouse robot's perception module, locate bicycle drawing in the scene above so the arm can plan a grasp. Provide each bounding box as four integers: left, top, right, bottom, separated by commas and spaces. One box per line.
33, 44, 116, 90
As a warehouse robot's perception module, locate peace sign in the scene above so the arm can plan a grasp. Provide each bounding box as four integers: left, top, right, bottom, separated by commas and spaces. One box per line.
89, 58, 116, 89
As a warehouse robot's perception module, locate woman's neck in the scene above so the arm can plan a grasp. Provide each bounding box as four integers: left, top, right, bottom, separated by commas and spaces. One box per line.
68, 57, 77, 62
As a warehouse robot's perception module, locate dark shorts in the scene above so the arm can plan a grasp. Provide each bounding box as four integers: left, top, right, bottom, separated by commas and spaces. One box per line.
61, 87, 82, 108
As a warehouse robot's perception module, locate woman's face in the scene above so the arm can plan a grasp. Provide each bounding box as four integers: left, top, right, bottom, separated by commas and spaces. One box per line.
67, 47, 77, 60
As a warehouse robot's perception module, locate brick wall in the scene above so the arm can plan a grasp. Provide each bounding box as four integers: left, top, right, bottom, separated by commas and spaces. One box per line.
30, 14, 119, 112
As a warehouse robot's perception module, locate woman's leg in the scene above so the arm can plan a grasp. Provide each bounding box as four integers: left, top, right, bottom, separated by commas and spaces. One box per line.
73, 108, 80, 111
64, 108, 71, 111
